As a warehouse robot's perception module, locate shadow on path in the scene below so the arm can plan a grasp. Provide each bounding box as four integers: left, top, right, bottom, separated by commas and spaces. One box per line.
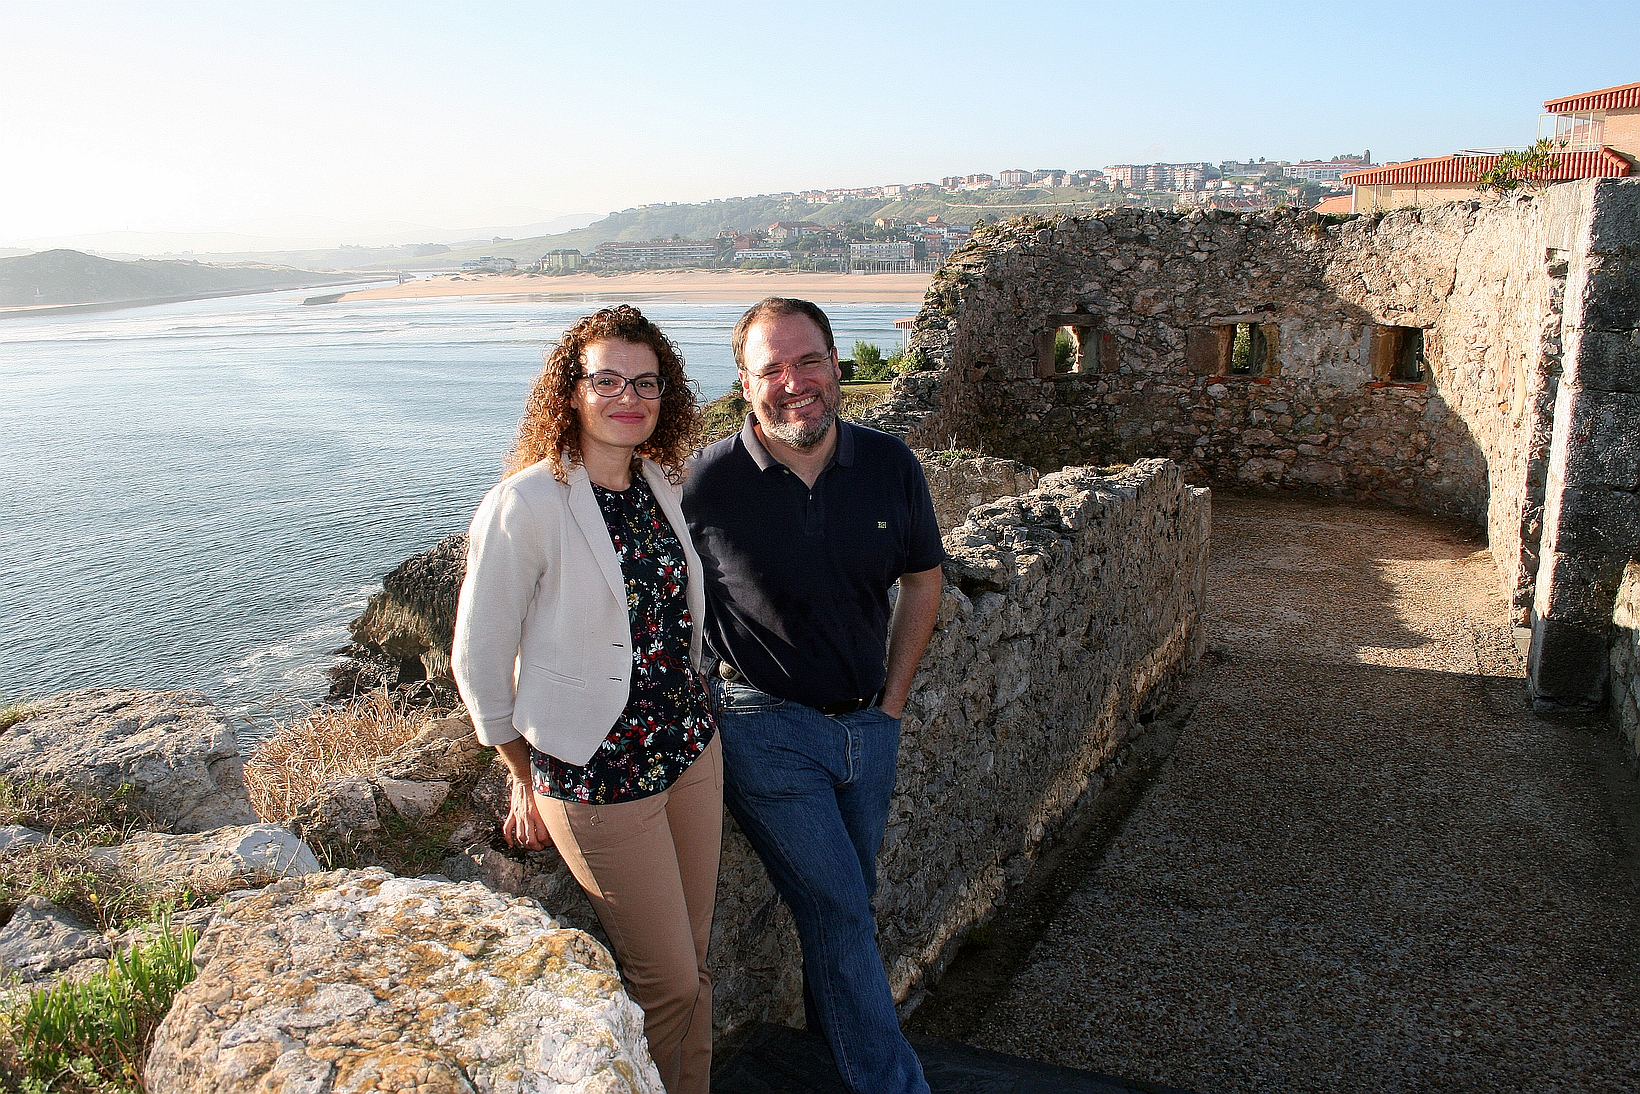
905, 490, 1640, 1094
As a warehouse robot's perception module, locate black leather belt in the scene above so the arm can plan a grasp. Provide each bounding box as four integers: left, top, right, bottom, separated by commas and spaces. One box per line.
818, 690, 884, 717
718, 662, 884, 717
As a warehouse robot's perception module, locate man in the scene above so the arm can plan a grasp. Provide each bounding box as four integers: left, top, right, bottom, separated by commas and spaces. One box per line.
683, 298, 944, 1094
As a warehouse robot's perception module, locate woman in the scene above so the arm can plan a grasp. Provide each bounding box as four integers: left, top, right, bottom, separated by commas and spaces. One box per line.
452, 305, 720, 1094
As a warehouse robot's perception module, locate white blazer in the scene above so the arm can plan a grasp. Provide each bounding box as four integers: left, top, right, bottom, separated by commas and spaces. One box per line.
451, 457, 707, 767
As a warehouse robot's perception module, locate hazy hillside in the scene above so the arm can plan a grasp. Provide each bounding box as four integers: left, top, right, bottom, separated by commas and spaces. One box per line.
0, 250, 362, 309
373, 188, 1122, 270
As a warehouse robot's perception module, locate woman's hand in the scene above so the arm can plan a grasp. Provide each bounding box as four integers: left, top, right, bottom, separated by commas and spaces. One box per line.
494, 738, 549, 850
504, 773, 550, 850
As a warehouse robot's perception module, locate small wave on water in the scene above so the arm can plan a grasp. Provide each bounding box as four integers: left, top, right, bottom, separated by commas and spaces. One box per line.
0, 291, 910, 751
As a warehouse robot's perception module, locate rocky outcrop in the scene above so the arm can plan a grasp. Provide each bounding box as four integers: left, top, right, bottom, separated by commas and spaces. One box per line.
145, 868, 663, 1094
0, 896, 111, 985
345, 533, 468, 686
103, 824, 320, 892
288, 715, 485, 847
0, 688, 254, 832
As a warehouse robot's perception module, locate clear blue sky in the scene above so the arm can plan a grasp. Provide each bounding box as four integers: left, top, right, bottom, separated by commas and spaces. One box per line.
3, 0, 1637, 245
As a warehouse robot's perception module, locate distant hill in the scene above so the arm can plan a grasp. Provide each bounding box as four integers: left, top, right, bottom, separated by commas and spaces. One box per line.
356, 188, 1124, 271
0, 250, 366, 309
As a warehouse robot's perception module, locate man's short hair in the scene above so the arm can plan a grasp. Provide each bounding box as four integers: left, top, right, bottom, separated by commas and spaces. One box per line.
732, 297, 836, 369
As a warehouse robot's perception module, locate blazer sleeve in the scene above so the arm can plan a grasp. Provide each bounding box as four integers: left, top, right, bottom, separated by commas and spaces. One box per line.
452, 481, 548, 747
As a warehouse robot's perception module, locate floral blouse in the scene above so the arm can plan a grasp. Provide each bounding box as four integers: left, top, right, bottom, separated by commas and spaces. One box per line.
533, 475, 716, 804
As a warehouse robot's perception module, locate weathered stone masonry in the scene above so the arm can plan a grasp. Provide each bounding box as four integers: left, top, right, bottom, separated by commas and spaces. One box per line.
864, 178, 1640, 716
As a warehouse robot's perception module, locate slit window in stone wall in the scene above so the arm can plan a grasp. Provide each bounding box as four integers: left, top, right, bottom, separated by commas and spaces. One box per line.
1228, 323, 1267, 375
1038, 319, 1104, 377
1369, 325, 1427, 382
1188, 318, 1280, 377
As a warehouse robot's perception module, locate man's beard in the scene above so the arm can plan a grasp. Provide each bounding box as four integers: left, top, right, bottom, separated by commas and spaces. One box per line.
761, 387, 839, 449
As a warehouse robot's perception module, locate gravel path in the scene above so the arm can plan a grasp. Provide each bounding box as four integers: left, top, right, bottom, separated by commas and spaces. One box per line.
964, 491, 1640, 1093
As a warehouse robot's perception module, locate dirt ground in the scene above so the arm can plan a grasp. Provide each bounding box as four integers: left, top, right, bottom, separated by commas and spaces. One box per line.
927, 490, 1640, 1093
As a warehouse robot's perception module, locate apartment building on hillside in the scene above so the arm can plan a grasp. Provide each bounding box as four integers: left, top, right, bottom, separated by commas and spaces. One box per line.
1342, 81, 1636, 212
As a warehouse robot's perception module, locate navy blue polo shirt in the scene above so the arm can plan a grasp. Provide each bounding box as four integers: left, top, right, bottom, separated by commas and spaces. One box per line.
683, 417, 945, 710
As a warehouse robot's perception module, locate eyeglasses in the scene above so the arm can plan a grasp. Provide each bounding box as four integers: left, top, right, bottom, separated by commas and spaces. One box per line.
745, 354, 834, 384
582, 371, 667, 399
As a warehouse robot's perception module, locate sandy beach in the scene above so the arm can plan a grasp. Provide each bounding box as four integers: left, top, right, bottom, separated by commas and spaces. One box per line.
337, 268, 935, 305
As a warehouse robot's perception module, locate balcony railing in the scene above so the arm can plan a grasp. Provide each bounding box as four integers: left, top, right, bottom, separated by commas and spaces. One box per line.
1539, 111, 1605, 152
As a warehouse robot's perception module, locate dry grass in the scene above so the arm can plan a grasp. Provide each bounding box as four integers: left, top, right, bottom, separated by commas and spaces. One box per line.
0, 701, 34, 732
243, 689, 434, 824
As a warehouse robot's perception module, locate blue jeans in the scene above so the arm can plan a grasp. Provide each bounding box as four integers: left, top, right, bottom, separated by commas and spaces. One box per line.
715, 680, 929, 1094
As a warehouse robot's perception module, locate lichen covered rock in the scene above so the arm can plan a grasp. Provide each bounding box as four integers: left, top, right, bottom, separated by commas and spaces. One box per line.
144, 868, 662, 1094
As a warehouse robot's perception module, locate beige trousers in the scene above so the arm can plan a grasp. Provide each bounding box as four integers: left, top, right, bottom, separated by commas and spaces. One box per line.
538, 733, 723, 1094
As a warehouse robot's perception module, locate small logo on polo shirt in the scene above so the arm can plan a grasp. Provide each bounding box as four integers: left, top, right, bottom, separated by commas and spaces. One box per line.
877, 521, 888, 529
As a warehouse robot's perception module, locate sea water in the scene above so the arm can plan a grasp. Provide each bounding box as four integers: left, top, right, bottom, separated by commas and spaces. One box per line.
0, 289, 912, 744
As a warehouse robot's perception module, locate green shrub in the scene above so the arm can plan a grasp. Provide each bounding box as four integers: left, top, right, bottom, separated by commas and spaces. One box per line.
853, 341, 910, 382
1054, 329, 1075, 370
0, 703, 33, 732
2, 912, 198, 1093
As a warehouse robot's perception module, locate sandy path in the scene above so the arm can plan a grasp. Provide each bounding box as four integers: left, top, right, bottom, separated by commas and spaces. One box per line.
946, 491, 1640, 1093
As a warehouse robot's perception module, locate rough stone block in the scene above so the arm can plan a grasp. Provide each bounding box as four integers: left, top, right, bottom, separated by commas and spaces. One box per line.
1551, 388, 1640, 492
0, 896, 109, 984
108, 823, 321, 891
1529, 616, 1610, 712
0, 689, 254, 833
1574, 251, 1640, 333
1543, 486, 1640, 559
378, 777, 451, 822
1532, 547, 1626, 629
1561, 328, 1640, 394
144, 869, 663, 1094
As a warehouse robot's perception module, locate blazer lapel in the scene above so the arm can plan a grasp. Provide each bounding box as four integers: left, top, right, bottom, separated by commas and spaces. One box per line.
565, 465, 628, 609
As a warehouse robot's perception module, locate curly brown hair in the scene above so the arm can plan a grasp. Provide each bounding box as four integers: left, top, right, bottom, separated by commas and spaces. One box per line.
506, 305, 701, 483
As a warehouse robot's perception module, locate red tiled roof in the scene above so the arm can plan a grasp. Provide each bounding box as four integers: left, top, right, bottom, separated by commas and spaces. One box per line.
1341, 147, 1631, 186
1311, 195, 1353, 214
1543, 81, 1640, 114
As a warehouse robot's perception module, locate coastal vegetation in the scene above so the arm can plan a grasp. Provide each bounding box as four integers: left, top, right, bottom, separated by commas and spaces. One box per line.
242, 687, 436, 825
1, 915, 197, 1094
0, 776, 216, 1093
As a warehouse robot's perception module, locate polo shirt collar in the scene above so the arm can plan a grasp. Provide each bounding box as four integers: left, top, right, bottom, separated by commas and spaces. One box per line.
739, 415, 856, 470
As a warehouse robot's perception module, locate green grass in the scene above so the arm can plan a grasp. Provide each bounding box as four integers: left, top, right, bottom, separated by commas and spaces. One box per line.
0, 778, 232, 934
0, 702, 34, 732
0, 912, 198, 1093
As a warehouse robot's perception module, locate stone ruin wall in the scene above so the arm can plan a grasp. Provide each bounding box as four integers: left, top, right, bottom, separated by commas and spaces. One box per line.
706, 459, 1208, 1035
865, 179, 1640, 715
1608, 562, 1640, 765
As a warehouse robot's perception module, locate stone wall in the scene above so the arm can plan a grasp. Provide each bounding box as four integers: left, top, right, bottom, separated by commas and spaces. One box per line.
1607, 562, 1640, 765
708, 458, 1208, 1035
861, 179, 1640, 713
1534, 181, 1640, 713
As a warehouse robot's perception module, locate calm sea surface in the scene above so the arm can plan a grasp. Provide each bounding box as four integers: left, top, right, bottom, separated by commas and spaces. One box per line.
0, 289, 911, 745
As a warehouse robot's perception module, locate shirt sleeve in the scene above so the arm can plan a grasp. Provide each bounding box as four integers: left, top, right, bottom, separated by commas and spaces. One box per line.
451, 481, 547, 747
903, 450, 946, 575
